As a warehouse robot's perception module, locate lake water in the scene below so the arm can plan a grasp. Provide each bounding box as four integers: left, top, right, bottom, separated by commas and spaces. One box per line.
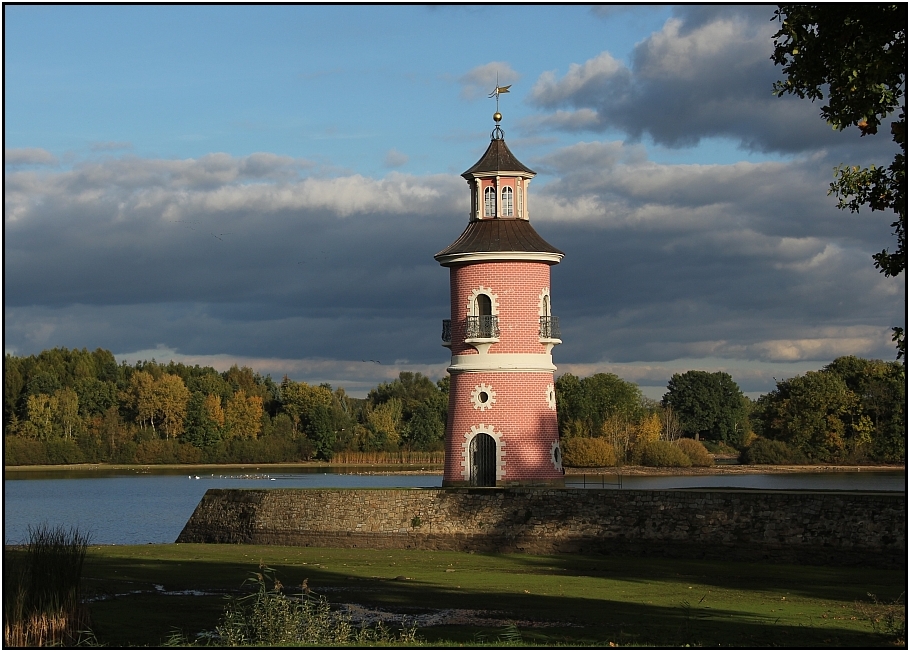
4, 467, 904, 546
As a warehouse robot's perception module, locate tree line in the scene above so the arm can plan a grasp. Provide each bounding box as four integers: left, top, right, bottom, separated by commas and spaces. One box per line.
3, 348, 904, 466
4, 348, 446, 466
555, 356, 904, 466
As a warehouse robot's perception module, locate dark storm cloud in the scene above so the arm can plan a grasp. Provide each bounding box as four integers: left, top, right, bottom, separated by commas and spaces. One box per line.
4, 153, 465, 372
527, 139, 902, 368
525, 6, 897, 155
5, 136, 902, 395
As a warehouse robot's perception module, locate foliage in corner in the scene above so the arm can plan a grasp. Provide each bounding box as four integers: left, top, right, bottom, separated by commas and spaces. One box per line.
771, 4, 907, 359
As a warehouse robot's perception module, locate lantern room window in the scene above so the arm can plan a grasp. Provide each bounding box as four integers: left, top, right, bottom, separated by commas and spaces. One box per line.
484, 186, 496, 217
501, 186, 513, 216
517, 183, 523, 217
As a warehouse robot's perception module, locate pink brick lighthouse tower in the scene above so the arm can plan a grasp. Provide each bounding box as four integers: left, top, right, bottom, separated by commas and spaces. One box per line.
435, 108, 565, 487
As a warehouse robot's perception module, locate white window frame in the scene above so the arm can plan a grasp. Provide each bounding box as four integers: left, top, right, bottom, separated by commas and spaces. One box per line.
483, 186, 496, 218
501, 186, 513, 217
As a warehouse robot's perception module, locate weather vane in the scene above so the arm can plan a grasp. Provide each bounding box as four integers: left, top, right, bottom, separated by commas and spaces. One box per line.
488, 74, 511, 139
488, 73, 511, 123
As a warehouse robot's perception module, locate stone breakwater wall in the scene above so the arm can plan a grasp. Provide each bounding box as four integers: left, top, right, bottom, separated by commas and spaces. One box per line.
176, 488, 905, 568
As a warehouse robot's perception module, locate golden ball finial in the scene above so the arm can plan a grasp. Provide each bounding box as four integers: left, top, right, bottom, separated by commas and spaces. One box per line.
493, 111, 502, 123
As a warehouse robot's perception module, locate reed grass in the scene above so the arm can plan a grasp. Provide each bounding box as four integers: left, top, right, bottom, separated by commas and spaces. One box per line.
329, 450, 444, 465
3, 524, 91, 647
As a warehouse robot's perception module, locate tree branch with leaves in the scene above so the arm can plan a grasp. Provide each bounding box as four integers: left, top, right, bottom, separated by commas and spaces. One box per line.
771, 4, 907, 359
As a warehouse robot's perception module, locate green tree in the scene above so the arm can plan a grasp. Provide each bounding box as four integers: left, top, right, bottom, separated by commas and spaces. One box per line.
26, 393, 56, 440
184, 392, 225, 448
555, 372, 644, 438
155, 374, 191, 440
404, 402, 445, 451
4, 354, 25, 428
823, 356, 906, 461
754, 370, 861, 461
662, 371, 748, 443
122, 370, 157, 431
72, 377, 117, 418
279, 378, 334, 435
53, 387, 80, 441
772, 4, 907, 357
225, 390, 264, 440
305, 403, 335, 460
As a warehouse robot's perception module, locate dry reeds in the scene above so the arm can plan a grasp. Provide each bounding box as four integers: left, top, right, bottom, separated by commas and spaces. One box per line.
329, 450, 444, 465
3, 525, 91, 648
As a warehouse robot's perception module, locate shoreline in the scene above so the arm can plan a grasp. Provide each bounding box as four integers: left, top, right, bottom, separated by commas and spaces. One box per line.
5, 461, 904, 476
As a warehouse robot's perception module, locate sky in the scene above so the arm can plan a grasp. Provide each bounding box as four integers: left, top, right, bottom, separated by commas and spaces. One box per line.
5, 5, 905, 399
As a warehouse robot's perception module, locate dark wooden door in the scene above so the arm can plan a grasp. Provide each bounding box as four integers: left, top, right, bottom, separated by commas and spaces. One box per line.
470, 433, 496, 487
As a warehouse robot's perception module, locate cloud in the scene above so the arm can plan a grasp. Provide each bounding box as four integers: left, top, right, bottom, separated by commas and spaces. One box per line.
383, 148, 409, 168
525, 8, 895, 155
458, 61, 520, 101
4, 146, 902, 399
5, 148, 58, 166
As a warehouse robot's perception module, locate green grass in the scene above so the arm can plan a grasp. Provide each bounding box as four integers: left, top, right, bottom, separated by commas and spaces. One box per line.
55, 544, 905, 647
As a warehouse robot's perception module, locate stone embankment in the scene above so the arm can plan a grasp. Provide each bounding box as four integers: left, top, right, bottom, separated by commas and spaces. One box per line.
177, 487, 904, 568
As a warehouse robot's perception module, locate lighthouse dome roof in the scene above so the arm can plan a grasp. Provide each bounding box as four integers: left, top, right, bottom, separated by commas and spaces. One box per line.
461, 137, 535, 179
435, 218, 563, 265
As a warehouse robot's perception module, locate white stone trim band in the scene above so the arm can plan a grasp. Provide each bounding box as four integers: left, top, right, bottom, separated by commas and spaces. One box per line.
448, 353, 557, 374
436, 251, 564, 266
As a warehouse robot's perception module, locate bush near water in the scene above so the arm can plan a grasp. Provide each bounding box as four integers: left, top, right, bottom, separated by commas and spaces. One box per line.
3, 348, 904, 466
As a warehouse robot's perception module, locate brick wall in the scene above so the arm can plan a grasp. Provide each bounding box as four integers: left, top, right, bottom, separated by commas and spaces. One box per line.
176, 487, 905, 568
444, 260, 562, 484
449, 261, 552, 355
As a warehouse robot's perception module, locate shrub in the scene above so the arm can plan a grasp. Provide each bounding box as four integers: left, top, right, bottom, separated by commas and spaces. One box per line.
740, 438, 806, 465
44, 439, 86, 465
561, 437, 617, 467
675, 438, 715, 467
4, 437, 48, 466
638, 440, 692, 468
198, 565, 419, 647
699, 440, 739, 455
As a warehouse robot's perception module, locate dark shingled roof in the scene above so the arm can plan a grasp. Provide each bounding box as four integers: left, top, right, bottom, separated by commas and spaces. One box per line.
435, 219, 564, 259
462, 138, 535, 178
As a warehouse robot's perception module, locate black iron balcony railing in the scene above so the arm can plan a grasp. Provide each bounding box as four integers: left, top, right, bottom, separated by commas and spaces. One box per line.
441, 319, 452, 344
539, 316, 561, 339
465, 315, 500, 339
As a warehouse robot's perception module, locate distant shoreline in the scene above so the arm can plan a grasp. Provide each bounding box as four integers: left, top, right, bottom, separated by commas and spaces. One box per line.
5, 461, 904, 476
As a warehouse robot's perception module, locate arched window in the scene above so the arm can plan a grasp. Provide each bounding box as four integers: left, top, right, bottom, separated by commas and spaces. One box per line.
517, 183, 523, 217
542, 294, 550, 317
484, 186, 496, 217
501, 186, 513, 216
474, 293, 492, 317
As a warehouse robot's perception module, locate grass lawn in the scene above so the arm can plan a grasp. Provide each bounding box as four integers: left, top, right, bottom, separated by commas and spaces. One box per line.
65, 544, 905, 647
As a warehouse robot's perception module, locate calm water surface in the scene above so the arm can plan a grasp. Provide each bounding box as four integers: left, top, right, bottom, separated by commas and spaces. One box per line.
4, 468, 904, 546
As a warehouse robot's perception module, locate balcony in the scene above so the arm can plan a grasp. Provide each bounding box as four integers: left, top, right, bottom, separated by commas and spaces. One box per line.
441, 319, 452, 347
465, 315, 500, 339
464, 315, 500, 354
539, 316, 561, 339
539, 315, 561, 353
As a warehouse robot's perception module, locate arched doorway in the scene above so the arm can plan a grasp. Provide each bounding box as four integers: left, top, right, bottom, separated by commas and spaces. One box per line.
469, 433, 496, 487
